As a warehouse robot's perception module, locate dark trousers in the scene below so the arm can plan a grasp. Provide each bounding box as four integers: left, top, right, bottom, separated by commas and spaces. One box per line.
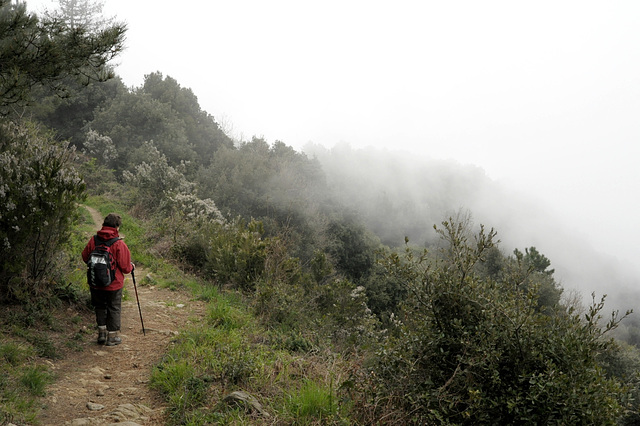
90, 288, 123, 331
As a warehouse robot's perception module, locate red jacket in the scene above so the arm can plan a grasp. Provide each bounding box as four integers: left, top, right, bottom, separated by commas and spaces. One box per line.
82, 226, 133, 291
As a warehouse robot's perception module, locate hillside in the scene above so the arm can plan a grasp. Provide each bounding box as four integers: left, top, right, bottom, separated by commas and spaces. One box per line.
2, 2, 640, 421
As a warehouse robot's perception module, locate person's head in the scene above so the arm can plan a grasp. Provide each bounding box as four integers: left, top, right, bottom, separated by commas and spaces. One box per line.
103, 213, 122, 229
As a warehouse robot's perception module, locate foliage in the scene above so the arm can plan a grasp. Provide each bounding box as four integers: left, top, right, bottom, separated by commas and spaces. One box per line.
356, 218, 631, 425
89, 73, 232, 171
28, 77, 126, 147
0, 120, 85, 302
516, 246, 555, 275
170, 214, 270, 292
599, 340, 640, 426
0, 0, 125, 113
122, 141, 193, 213
252, 237, 309, 330
141, 72, 233, 165
76, 155, 121, 197
196, 138, 329, 262
359, 262, 407, 322
49, 0, 114, 30
326, 215, 380, 282
475, 243, 563, 312
83, 129, 117, 165
312, 279, 380, 351
90, 89, 194, 169
204, 219, 269, 291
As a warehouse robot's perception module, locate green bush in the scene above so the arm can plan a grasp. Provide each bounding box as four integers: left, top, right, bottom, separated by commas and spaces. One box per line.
358, 219, 631, 425
0, 120, 85, 302
203, 218, 269, 291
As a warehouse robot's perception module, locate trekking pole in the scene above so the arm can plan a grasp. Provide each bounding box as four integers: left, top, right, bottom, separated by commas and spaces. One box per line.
131, 269, 146, 336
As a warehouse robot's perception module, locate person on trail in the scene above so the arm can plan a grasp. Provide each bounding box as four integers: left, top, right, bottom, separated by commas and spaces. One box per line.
82, 213, 134, 346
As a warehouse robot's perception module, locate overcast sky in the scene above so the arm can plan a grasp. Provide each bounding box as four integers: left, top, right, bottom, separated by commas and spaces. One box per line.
28, 1, 640, 274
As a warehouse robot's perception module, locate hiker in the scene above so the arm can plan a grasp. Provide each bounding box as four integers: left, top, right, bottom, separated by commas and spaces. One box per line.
82, 213, 135, 346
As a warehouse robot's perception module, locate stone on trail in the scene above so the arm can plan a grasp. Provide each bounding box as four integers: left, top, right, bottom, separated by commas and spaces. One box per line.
86, 402, 104, 411
66, 403, 152, 425
222, 390, 270, 417
89, 366, 105, 375
105, 403, 153, 423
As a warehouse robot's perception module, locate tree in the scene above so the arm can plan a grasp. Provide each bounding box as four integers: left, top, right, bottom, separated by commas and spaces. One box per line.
140, 72, 233, 164
27, 76, 126, 147
122, 141, 193, 213
88, 88, 195, 169
518, 246, 555, 275
51, 0, 113, 30
83, 129, 117, 165
196, 138, 331, 262
0, 0, 124, 301
326, 216, 379, 281
0, 0, 125, 113
512, 246, 562, 310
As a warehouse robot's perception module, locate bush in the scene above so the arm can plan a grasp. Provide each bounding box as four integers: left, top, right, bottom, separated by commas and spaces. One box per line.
0, 120, 85, 302
202, 218, 269, 291
357, 219, 631, 425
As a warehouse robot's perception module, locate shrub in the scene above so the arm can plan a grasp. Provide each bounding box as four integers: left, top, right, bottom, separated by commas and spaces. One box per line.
0, 120, 85, 302
358, 218, 631, 425
202, 218, 269, 291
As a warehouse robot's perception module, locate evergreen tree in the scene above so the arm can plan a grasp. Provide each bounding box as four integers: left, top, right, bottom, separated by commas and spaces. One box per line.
0, 0, 125, 113
0, 0, 125, 301
51, 0, 112, 30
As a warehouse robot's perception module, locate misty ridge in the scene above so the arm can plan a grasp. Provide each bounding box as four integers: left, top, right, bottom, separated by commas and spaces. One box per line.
303, 141, 640, 316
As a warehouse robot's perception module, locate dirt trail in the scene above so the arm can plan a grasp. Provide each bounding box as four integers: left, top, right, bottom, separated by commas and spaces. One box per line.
38, 206, 206, 425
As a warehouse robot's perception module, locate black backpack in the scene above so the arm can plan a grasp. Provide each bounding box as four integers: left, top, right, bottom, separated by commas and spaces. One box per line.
87, 236, 121, 287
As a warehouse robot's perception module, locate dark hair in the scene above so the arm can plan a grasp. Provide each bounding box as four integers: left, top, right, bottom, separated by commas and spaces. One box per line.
103, 213, 122, 228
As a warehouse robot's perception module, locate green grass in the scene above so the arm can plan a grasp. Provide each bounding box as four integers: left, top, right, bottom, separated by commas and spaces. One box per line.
192, 283, 220, 302
0, 342, 52, 424
20, 365, 53, 397
285, 379, 339, 422
148, 285, 353, 425
0, 342, 34, 365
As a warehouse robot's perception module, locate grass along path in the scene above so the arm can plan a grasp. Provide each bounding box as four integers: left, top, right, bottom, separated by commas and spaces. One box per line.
37, 206, 207, 425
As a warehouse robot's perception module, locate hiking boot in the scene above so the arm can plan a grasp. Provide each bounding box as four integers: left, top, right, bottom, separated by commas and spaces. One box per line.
105, 331, 122, 346
97, 326, 107, 345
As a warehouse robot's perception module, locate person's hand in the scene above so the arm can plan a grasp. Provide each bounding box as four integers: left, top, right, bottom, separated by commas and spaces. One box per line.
131, 262, 136, 271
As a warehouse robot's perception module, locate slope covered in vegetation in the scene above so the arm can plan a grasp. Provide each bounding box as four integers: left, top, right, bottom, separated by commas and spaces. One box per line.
2, 0, 640, 424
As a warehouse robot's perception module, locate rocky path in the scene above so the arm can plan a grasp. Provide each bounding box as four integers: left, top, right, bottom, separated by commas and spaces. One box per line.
37, 207, 206, 425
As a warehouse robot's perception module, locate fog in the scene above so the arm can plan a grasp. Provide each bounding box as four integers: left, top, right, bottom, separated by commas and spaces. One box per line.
305, 143, 640, 313
25, 0, 640, 312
